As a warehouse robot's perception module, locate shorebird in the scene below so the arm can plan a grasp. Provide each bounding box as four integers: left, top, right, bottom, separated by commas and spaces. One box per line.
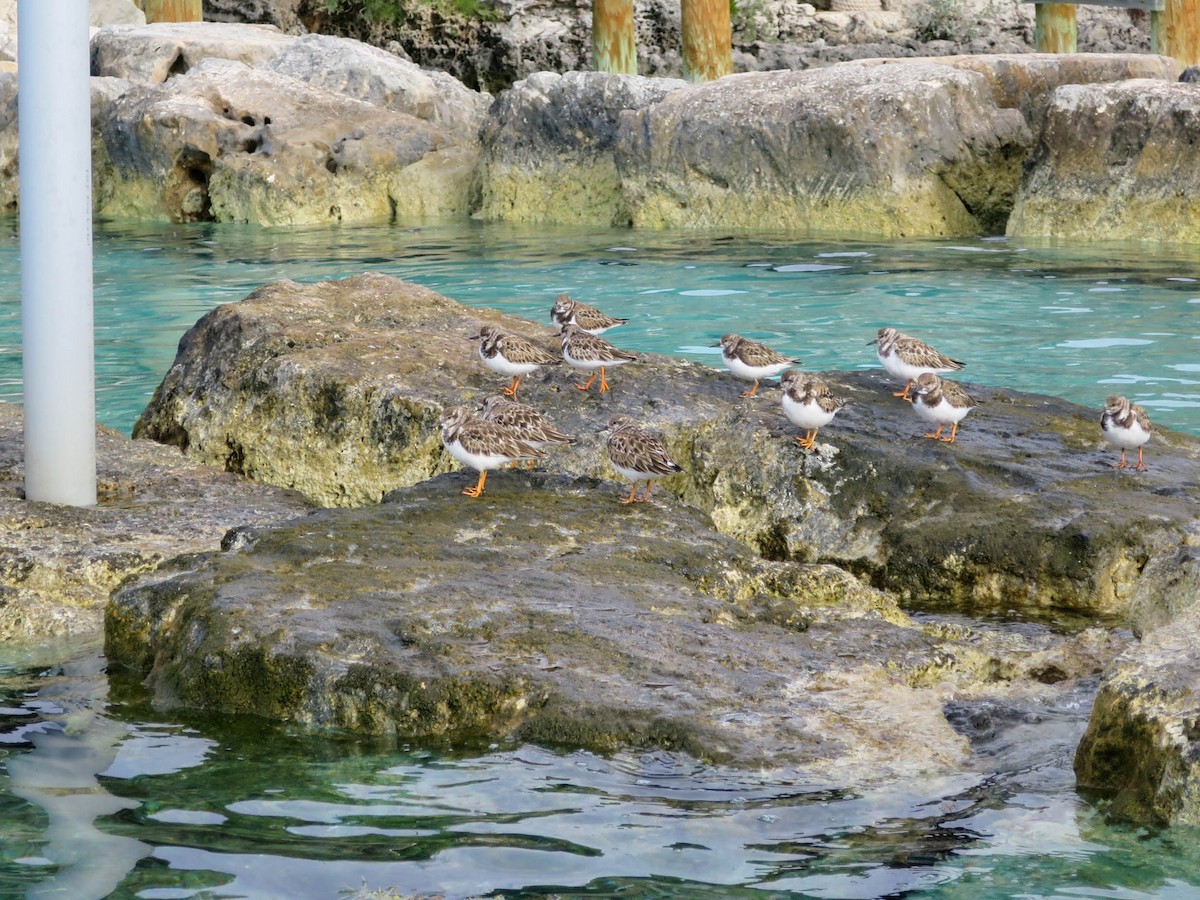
718, 334, 798, 398
560, 323, 636, 393
480, 394, 575, 467
439, 405, 543, 497
471, 324, 559, 399
602, 414, 684, 504
1101, 394, 1152, 471
911, 372, 977, 444
550, 293, 628, 335
868, 327, 965, 402
780, 370, 846, 450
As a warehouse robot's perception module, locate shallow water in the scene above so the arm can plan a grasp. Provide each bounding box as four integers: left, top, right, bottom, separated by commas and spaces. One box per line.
2, 219, 1200, 898
0, 219, 1198, 436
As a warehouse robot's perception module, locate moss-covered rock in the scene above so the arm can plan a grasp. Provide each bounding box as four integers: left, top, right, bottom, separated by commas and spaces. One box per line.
133, 273, 1200, 624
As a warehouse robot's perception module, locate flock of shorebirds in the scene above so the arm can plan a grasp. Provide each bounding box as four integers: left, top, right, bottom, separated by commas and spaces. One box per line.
439, 294, 1155, 501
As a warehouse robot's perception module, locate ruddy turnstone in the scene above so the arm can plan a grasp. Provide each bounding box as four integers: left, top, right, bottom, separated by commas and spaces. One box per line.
1101, 394, 1152, 471
717, 334, 799, 398
603, 414, 684, 504
481, 395, 575, 466
550, 293, 628, 335
912, 372, 976, 444
471, 324, 559, 399
780, 370, 846, 450
439, 405, 543, 497
560, 323, 636, 393
868, 327, 965, 402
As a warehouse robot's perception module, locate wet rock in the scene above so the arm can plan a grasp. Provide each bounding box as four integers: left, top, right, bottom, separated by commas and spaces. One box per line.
1075, 598, 1200, 826
132, 273, 1200, 622
477, 70, 686, 226
105, 472, 1103, 778
615, 63, 1031, 236
93, 57, 475, 224
1008, 79, 1200, 243
0, 403, 311, 641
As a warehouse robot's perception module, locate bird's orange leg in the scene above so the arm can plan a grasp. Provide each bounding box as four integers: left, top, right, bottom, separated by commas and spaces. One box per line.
640, 482, 653, 502
462, 469, 488, 497
923, 424, 945, 440
1134, 447, 1148, 472
575, 371, 598, 391
620, 482, 639, 504
894, 380, 914, 401
598, 367, 610, 393
739, 379, 761, 399
1112, 449, 1129, 470
796, 429, 818, 450
941, 423, 959, 444
502, 376, 521, 397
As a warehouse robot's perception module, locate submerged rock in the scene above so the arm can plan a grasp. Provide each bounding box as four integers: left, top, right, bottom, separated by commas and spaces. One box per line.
0, 402, 311, 641
132, 273, 1200, 624
104, 472, 1111, 779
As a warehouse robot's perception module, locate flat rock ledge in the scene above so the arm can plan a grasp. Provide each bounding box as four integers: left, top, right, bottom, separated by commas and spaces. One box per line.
0, 403, 312, 642
133, 273, 1200, 626
106, 473, 1121, 782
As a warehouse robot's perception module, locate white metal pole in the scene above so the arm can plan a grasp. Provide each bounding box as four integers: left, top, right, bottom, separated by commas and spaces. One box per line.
18, 0, 97, 507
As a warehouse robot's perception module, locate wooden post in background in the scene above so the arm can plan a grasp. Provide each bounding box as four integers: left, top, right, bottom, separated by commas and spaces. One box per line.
1035, 2, 1079, 52
681, 0, 733, 81
1153, 0, 1200, 68
135, 0, 204, 23
592, 0, 637, 74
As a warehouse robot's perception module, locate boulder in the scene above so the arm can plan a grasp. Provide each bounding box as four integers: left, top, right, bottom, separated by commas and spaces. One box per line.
1075, 595, 1200, 826
1008, 79, 1200, 244
477, 70, 687, 226
94, 57, 477, 224
90, 22, 296, 83
104, 469, 1118, 779
0, 402, 311, 641
204, 0, 306, 33
263, 33, 492, 142
614, 62, 1030, 236
131, 273, 1200, 623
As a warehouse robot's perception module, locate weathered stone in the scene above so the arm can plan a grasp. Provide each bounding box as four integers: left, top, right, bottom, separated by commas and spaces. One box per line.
1075, 598, 1200, 826
95, 57, 475, 224
477, 70, 686, 226
263, 33, 493, 142
105, 471, 1114, 779
1008, 80, 1200, 244
616, 62, 1031, 236
204, 0, 306, 33
0, 402, 311, 641
90, 22, 296, 83
132, 273, 1200, 622
0, 72, 15, 215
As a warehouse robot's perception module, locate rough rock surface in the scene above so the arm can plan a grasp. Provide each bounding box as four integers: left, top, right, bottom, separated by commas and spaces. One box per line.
90, 22, 296, 83
0, 403, 311, 641
1008, 79, 1200, 244
477, 70, 687, 226
619, 62, 1031, 236
1075, 595, 1200, 826
93, 57, 475, 224
105, 470, 1120, 780
132, 273, 1200, 623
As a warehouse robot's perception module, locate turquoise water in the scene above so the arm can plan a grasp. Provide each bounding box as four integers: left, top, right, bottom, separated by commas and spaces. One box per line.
0, 219, 1198, 436
3, 219, 1200, 898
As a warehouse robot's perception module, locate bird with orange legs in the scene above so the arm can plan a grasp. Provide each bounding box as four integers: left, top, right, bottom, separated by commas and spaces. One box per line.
560, 323, 636, 393
471, 324, 559, 399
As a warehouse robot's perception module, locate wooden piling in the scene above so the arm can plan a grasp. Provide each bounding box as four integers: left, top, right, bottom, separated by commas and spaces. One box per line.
592, 0, 637, 75
136, 0, 204, 23
1153, 0, 1200, 67
1035, 2, 1079, 53
681, 0, 733, 81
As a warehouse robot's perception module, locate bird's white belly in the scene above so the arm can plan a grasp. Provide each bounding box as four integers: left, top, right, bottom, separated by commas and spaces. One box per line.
880, 351, 946, 383
612, 462, 653, 483
1103, 419, 1150, 449
724, 355, 788, 381
914, 397, 970, 425
444, 438, 511, 471
481, 349, 540, 377
782, 394, 838, 430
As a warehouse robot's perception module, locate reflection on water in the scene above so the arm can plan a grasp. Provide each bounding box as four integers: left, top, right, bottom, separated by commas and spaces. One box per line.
0, 219, 1198, 436
4, 637, 1200, 899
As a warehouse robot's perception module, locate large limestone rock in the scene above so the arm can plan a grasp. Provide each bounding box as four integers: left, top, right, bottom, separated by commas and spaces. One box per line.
90, 22, 296, 83
94, 57, 476, 224
1008, 80, 1200, 244
615, 63, 1030, 236
131, 273, 1200, 623
1075, 595, 1200, 826
104, 470, 1118, 780
477, 70, 686, 226
0, 403, 311, 641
